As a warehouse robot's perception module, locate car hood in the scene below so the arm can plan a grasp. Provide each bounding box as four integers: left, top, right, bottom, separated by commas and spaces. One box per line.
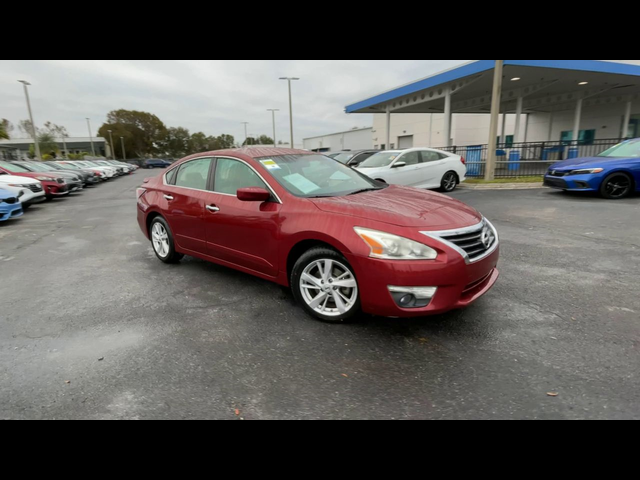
355, 166, 388, 177
309, 185, 482, 229
0, 188, 17, 199
550, 156, 635, 171
0, 174, 40, 185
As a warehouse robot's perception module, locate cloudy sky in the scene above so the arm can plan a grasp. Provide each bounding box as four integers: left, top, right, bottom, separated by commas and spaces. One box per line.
0, 60, 470, 144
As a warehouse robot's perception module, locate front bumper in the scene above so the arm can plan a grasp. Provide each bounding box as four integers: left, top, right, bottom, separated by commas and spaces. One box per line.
45, 184, 70, 197
346, 246, 500, 318
0, 202, 24, 222
544, 173, 602, 192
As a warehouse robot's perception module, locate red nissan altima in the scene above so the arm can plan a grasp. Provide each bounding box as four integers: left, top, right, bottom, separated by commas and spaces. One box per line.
137, 148, 499, 323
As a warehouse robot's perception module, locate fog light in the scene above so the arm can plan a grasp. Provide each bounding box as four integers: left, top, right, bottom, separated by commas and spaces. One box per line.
389, 286, 437, 309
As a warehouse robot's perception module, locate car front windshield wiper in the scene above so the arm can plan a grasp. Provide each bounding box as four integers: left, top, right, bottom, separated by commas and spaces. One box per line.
347, 187, 384, 196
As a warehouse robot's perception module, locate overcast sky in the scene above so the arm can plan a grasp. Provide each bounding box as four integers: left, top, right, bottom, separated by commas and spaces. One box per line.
0, 60, 470, 144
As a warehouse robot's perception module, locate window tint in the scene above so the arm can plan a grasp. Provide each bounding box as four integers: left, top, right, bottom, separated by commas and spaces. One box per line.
175, 158, 212, 190
352, 152, 374, 165
214, 158, 267, 195
400, 151, 420, 166
166, 167, 178, 185
421, 151, 443, 162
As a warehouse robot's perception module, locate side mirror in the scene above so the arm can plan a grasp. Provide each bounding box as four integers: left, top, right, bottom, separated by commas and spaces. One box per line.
392, 161, 407, 169
237, 187, 271, 202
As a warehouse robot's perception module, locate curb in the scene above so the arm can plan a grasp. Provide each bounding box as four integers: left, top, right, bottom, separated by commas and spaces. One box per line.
459, 183, 544, 190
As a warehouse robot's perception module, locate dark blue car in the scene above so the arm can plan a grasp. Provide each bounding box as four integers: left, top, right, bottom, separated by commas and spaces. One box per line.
544, 139, 640, 199
144, 159, 172, 169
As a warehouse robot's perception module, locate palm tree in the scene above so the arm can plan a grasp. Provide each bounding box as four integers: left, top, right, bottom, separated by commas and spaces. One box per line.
0, 123, 8, 140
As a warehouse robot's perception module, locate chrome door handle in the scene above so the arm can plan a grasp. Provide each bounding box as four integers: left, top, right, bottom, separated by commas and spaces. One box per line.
206, 205, 220, 213
164, 195, 174, 201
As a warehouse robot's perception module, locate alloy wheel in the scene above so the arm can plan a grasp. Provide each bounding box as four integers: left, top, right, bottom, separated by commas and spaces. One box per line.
299, 259, 358, 317
605, 175, 631, 199
151, 222, 170, 258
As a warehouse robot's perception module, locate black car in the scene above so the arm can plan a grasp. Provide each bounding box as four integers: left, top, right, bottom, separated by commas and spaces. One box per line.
144, 159, 172, 169
330, 150, 380, 167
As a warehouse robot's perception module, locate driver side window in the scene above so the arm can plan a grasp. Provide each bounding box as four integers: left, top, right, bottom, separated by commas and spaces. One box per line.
214, 158, 268, 196
400, 151, 420, 166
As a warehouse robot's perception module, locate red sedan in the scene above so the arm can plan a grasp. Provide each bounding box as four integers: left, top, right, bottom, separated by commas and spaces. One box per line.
137, 148, 499, 323
0, 161, 69, 200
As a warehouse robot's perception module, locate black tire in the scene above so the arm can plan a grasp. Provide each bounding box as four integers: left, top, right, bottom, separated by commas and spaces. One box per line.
291, 247, 360, 324
149, 216, 184, 264
440, 171, 458, 192
22, 204, 31, 211
600, 172, 633, 200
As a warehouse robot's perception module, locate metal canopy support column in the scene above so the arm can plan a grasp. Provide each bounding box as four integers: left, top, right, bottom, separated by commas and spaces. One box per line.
623, 101, 632, 139
485, 60, 504, 181
514, 96, 524, 143
569, 99, 584, 159
500, 112, 507, 144
444, 88, 453, 147
548, 111, 555, 141
385, 105, 391, 149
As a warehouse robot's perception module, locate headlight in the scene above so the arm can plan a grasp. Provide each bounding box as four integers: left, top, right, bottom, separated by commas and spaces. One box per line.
570, 168, 604, 175
354, 227, 438, 260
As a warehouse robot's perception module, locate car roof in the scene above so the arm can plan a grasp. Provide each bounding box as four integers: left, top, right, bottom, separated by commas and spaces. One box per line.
179, 147, 314, 164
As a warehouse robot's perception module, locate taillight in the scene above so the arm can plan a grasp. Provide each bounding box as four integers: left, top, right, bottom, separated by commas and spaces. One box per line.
136, 188, 147, 199
460, 156, 466, 165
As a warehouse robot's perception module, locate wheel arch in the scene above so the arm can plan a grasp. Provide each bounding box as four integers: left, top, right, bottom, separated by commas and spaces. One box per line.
284, 233, 353, 286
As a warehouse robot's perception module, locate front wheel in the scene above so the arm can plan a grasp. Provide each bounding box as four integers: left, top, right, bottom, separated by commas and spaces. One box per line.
150, 217, 184, 264
441, 171, 458, 192
600, 173, 633, 199
291, 248, 360, 323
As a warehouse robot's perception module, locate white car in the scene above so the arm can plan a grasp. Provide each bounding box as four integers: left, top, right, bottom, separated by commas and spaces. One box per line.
0, 173, 46, 209
69, 161, 117, 178
355, 148, 467, 192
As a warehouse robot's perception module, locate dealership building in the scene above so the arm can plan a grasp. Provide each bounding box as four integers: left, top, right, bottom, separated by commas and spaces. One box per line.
345, 60, 640, 155
0, 137, 107, 159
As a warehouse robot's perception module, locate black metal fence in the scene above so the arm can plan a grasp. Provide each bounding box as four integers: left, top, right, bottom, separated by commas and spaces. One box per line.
436, 138, 624, 178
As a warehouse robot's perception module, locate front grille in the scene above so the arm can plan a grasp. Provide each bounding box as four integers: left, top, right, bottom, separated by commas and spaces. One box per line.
423, 219, 498, 263
28, 184, 44, 193
548, 170, 570, 177
1, 197, 18, 205
544, 177, 568, 189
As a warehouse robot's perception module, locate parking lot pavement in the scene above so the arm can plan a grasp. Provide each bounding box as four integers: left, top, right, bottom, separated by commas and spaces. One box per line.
1, 174, 638, 420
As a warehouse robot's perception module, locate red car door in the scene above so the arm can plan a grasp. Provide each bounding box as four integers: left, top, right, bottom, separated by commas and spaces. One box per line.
161, 158, 213, 255
202, 157, 281, 278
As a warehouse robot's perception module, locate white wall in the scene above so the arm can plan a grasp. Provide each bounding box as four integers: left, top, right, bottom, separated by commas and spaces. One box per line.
303, 128, 373, 152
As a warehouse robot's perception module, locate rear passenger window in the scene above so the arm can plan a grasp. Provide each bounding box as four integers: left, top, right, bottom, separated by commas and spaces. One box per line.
401, 151, 421, 166
166, 168, 178, 185
175, 158, 212, 190
421, 151, 443, 162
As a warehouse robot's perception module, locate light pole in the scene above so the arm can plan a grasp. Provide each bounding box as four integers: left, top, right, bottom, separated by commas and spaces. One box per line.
61, 135, 68, 159
279, 77, 300, 148
241, 122, 249, 146
86, 118, 96, 157
18, 80, 41, 160
120, 136, 127, 161
267, 109, 279, 146
107, 130, 115, 159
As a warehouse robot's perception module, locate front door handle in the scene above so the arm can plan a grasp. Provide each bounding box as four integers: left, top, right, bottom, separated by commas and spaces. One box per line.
206, 205, 220, 213
164, 194, 174, 201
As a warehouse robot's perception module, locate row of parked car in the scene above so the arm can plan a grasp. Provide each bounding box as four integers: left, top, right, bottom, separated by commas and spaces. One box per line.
0, 159, 138, 223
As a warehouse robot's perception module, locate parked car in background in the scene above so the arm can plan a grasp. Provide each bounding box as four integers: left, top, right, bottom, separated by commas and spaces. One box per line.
104, 160, 136, 173
331, 150, 380, 167
544, 138, 640, 199
0, 161, 69, 200
69, 161, 118, 179
0, 173, 46, 209
0, 188, 24, 222
137, 148, 498, 323
56, 161, 107, 181
12, 161, 84, 192
46, 162, 100, 186
92, 160, 126, 176
356, 148, 467, 192
144, 159, 172, 169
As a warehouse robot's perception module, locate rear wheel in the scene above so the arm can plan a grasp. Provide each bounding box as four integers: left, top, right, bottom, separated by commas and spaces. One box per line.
150, 217, 183, 263
441, 171, 458, 192
600, 173, 633, 199
291, 248, 360, 323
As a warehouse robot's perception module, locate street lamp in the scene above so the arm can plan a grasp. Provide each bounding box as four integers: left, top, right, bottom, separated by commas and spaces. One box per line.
120, 136, 127, 161
241, 122, 249, 146
279, 77, 300, 149
86, 118, 96, 157
107, 129, 115, 160
267, 109, 279, 147
61, 134, 68, 159
18, 80, 41, 160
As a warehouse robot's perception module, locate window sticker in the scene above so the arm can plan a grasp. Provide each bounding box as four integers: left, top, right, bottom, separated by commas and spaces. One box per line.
260, 159, 281, 170
283, 173, 321, 194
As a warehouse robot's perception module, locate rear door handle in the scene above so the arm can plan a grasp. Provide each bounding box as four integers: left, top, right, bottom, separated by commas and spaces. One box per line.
206, 205, 220, 213
164, 195, 174, 201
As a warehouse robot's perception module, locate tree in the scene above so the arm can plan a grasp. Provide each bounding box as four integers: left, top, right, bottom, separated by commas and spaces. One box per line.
28, 132, 59, 158
160, 127, 191, 158
43, 122, 69, 138
242, 135, 273, 146
19, 119, 37, 137
99, 109, 167, 158
1, 119, 13, 139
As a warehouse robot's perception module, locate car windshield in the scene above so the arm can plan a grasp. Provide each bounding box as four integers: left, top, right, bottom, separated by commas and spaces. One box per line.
256, 154, 385, 198
0, 161, 30, 173
598, 139, 640, 158
332, 153, 354, 164
358, 151, 401, 168
20, 163, 54, 172
54, 163, 76, 170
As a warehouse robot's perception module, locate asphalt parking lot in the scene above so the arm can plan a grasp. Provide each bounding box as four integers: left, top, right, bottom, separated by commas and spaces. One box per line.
1, 171, 638, 420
